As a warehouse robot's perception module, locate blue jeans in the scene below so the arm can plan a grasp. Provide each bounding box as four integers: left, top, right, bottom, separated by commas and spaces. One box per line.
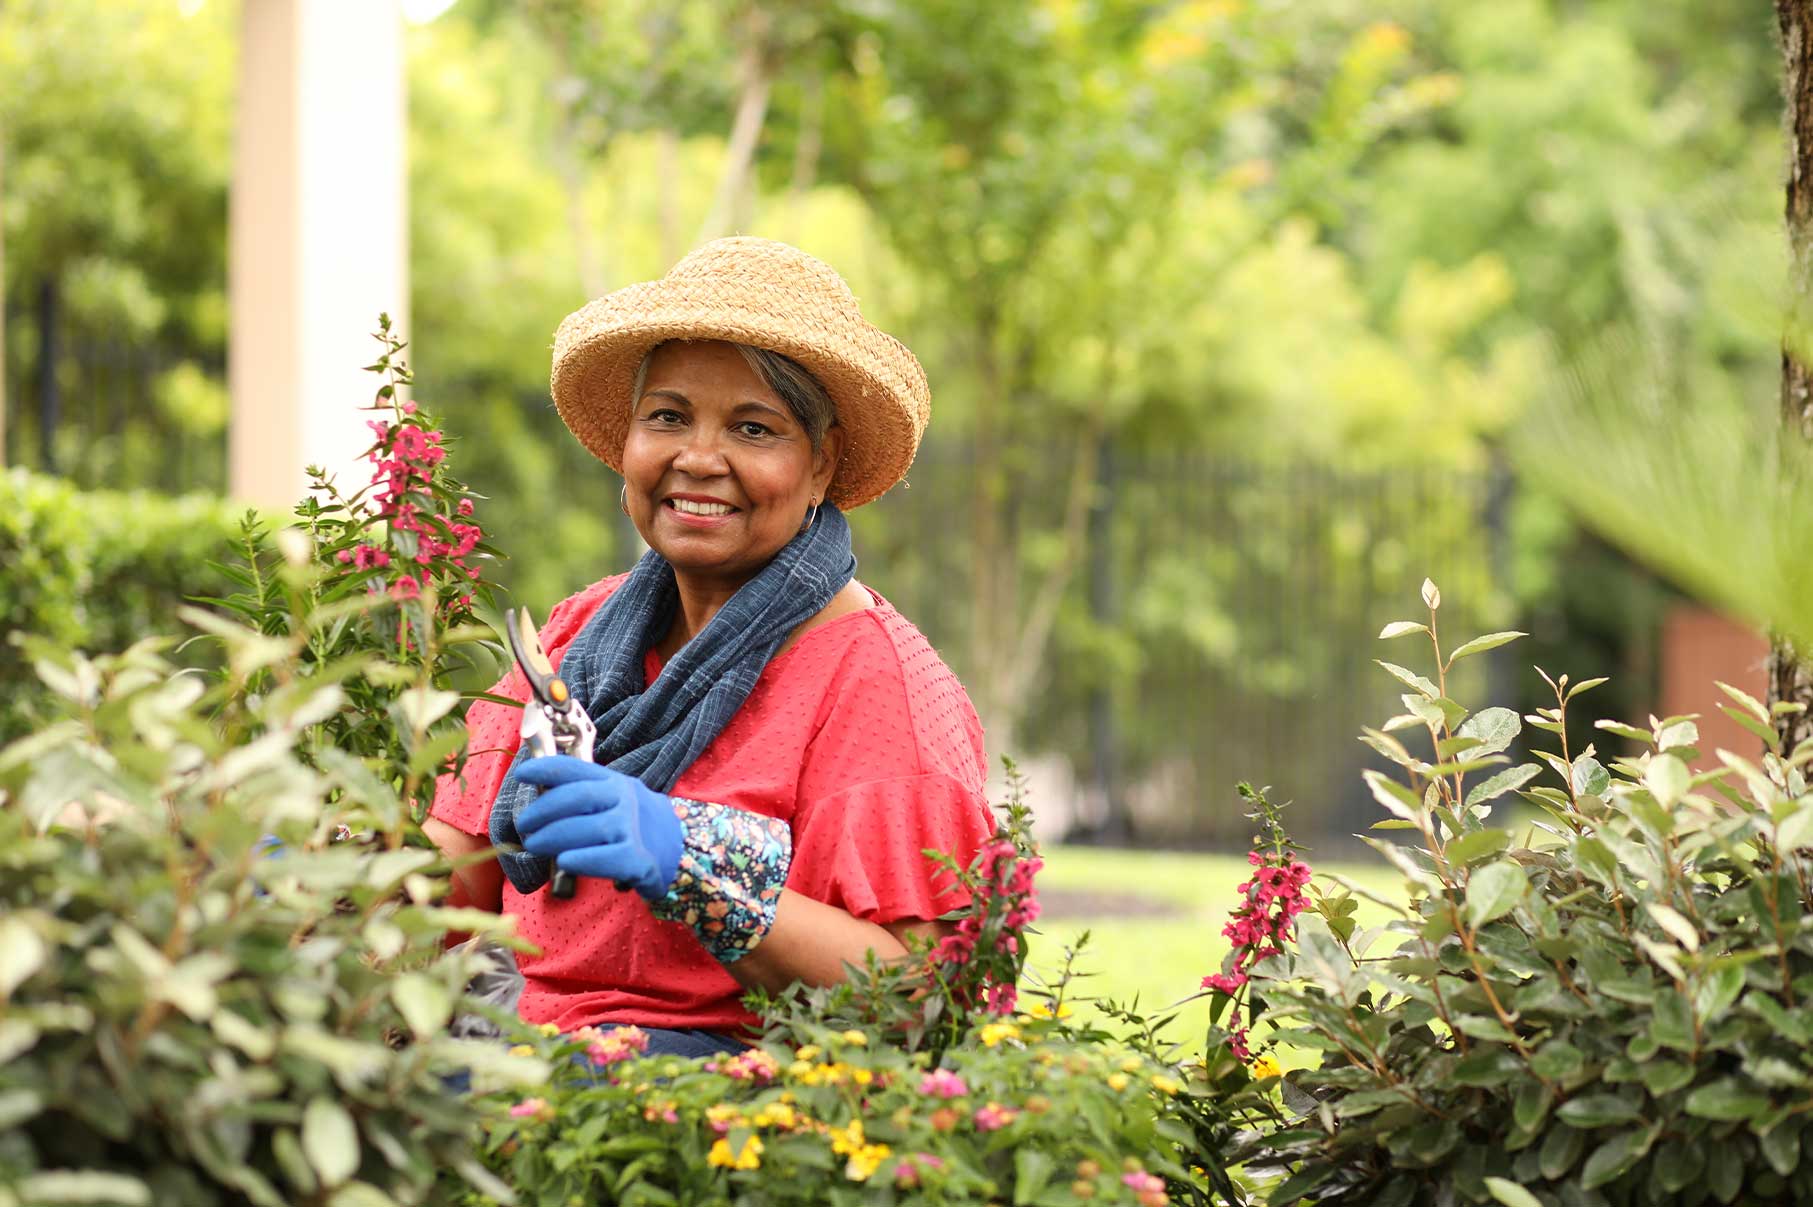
638, 1027, 751, 1059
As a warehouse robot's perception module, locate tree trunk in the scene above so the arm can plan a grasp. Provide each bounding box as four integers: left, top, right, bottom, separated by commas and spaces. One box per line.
0, 129, 8, 465
696, 4, 772, 245
36, 276, 58, 474
1774, 0, 1813, 748
656, 127, 683, 266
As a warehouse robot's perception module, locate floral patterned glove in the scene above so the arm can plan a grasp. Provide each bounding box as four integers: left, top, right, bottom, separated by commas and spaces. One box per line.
513, 755, 792, 963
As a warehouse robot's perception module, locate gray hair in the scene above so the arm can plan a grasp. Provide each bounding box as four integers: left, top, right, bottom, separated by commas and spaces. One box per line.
631, 341, 838, 451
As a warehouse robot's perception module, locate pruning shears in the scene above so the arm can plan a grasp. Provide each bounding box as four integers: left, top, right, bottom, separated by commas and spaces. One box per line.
503, 607, 596, 900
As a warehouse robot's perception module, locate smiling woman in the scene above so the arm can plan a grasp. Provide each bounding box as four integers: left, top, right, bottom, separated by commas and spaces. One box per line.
424, 238, 992, 1062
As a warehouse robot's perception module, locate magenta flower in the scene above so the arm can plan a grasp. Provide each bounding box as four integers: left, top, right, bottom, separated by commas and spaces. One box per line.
918, 1068, 969, 1099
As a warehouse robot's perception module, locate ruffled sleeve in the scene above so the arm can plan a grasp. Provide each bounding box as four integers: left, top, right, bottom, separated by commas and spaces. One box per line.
782, 607, 995, 924
787, 772, 997, 922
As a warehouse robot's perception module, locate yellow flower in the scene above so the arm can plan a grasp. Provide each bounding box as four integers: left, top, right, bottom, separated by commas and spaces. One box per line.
795, 1044, 822, 1062
979, 1021, 1022, 1048
751, 1102, 798, 1131
507, 1044, 536, 1058
536, 1022, 561, 1037
706, 1104, 746, 1129
788, 1059, 815, 1082
1151, 1074, 1182, 1095
829, 1119, 866, 1156
1119, 1056, 1143, 1073
1250, 1054, 1282, 1080
1108, 1072, 1131, 1091
840, 1030, 869, 1047
707, 1135, 764, 1171
1024, 1000, 1074, 1021
845, 1142, 892, 1182
850, 1067, 874, 1086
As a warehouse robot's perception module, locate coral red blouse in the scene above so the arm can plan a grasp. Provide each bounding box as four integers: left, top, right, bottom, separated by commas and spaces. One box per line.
430, 575, 995, 1034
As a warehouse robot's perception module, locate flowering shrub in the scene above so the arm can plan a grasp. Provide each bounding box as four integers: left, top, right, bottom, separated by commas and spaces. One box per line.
206, 315, 501, 821
0, 329, 538, 1207
1209, 580, 1813, 1205
462, 1020, 1194, 1207
0, 578, 537, 1207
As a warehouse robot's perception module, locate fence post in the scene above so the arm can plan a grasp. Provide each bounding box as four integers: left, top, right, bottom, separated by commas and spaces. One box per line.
1084, 434, 1131, 844
37, 278, 59, 474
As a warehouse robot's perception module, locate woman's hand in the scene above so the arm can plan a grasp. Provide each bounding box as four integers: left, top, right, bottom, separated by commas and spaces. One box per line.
513, 755, 795, 966
512, 756, 683, 900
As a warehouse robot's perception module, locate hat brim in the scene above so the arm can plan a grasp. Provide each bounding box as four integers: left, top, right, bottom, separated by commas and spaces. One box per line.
551, 278, 928, 510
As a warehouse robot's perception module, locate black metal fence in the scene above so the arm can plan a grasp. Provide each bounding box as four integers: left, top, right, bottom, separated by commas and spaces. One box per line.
2, 285, 226, 494
854, 439, 1511, 848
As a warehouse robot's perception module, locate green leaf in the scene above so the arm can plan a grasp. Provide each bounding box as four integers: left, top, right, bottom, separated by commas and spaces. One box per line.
1376, 660, 1442, 700
1581, 1124, 1659, 1190
1012, 1148, 1054, 1204
16, 1172, 152, 1206
1466, 860, 1528, 929
1717, 680, 1770, 723
1685, 1077, 1768, 1122
1571, 756, 1611, 797
1363, 769, 1424, 823
1447, 829, 1513, 867
1644, 754, 1691, 809
1639, 1061, 1695, 1096
1759, 1118, 1802, 1178
1645, 902, 1699, 952
1465, 764, 1541, 809
1649, 989, 1694, 1051
1422, 578, 1441, 610
1720, 703, 1782, 753
1557, 1094, 1642, 1128
0, 915, 49, 997
1459, 707, 1522, 758
1573, 835, 1619, 886
1448, 631, 1528, 665
302, 1098, 361, 1186
1538, 1125, 1585, 1179
1694, 962, 1746, 1020
1483, 1178, 1544, 1207
1594, 719, 1654, 744
1566, 677, 1610, 700
390, 974, 452, 1038
328, 1183, 400, 1207
1379, 621, 1429, 639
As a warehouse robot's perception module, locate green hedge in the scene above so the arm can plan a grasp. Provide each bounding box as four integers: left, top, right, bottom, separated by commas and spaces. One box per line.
0, 468, 244, 737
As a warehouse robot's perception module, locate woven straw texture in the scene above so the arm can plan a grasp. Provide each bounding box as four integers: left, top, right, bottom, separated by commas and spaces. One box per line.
551, 238, 931, 510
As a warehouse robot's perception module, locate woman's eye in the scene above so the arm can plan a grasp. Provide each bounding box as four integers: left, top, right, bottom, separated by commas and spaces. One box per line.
736, 422, 773, 438
645, 408, 684, 425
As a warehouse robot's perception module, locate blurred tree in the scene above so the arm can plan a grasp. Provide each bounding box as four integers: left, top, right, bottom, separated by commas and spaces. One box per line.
0, 0, 233, 480
816, 0, 1482, 750
1772, 0, 1813, 746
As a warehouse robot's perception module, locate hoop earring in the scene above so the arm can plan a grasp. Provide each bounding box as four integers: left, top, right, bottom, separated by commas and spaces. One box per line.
800, 498, 820, 533
619, 484, 630, 515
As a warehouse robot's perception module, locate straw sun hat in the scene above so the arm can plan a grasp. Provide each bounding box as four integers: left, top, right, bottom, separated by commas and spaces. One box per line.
550, 237, 930, 510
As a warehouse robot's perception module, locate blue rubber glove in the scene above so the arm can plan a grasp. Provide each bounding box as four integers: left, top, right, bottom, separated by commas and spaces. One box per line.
512, 756, 683, 901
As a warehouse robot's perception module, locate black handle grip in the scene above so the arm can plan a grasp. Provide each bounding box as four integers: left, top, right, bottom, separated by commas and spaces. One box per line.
549, 869, 577, 898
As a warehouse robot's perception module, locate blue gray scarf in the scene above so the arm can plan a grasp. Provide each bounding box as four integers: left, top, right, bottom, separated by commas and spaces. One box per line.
489, 505, 856, 893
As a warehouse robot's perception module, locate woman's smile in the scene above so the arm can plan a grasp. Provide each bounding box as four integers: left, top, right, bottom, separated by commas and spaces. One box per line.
663, 493, 740, 527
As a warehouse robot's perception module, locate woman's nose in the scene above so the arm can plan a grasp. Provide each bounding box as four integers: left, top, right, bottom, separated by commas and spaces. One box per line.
671, 428, 730, 477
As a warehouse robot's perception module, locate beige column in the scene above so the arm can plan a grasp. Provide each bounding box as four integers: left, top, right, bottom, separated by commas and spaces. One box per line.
229, 0, 407, 506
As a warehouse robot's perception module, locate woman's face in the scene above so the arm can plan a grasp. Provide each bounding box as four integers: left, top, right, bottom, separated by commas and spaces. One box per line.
621, 340, 841, 590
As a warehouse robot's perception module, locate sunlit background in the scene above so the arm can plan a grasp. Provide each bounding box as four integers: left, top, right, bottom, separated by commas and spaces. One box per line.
0, 0, 1789, 1016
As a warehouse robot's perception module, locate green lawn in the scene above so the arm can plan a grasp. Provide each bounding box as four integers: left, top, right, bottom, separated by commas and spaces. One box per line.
1021, 845, 1405, 1050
